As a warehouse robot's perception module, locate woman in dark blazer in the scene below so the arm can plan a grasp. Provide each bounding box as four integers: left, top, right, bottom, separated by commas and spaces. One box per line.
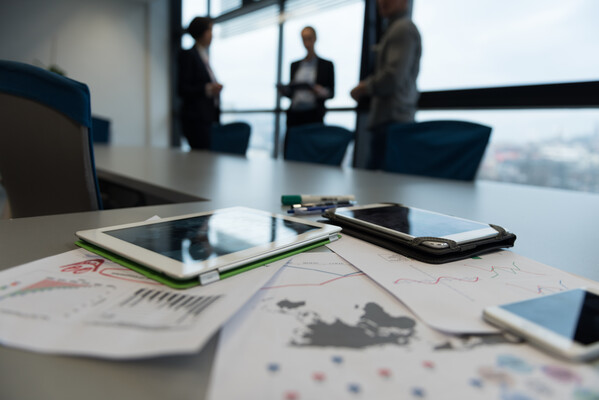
281, 26, 335, 128
178, 17, 223, 150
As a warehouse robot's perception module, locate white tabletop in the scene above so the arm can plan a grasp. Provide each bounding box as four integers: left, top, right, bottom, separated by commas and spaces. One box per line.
1, 145, 598, 400
91, 146, 599, 281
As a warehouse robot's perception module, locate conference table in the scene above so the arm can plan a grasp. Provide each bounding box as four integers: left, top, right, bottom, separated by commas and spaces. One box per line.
1, 146, 598, 399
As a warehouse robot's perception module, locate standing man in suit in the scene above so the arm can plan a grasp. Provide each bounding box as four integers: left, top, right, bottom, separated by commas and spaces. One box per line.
280, 26, 335, 129
350, 0, 421, 169
178, 17, 223, 150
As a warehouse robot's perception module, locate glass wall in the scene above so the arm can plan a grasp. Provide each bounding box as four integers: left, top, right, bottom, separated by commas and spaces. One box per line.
181, 0, 208, 49
417, 109, 599, 192
179, 0, 598, 192
211, 6, 280, 111
210, 0, 242, 17
181, 0, 365, 159
221, 112, 276, 158
412, 0, 599, 90
413, 0, 599, 192
281, 1, 364, 109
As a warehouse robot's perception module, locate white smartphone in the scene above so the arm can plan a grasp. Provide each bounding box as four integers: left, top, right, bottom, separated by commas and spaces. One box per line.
328, 203, 499, 249
76, 207, 341, 283
483, 288, 599, 362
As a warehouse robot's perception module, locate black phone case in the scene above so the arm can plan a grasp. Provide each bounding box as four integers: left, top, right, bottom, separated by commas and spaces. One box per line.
322, 204, 516, 264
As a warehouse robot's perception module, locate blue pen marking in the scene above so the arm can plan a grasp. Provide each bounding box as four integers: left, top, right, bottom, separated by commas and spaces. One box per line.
469, 378, 483, 388
267, 363, 280, 373
348, 383, 361, 394
332, 355, 344, 364
497, 354, 533, 373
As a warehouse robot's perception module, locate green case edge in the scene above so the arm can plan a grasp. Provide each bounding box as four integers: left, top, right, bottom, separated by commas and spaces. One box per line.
75, 236, 337, 290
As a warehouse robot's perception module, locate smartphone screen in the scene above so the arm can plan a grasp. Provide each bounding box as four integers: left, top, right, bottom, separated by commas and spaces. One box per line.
499, 289, 599, 345
334, 204, 490, 238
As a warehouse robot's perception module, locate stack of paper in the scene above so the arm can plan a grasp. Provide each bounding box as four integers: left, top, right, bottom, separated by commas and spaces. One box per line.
0, 248, 278, 359
2, 231, 599, 399
206, 252, 599, 399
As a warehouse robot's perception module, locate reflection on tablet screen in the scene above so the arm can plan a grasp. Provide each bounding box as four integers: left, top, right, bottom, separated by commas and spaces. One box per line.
338, 206, 488, 237
105, 209, 318, 263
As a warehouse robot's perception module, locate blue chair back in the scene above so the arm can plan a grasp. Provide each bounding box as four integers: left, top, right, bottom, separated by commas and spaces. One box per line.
0, 60, 103, 217
284, 123, 354, 166
92, 116, 111, 143
211, 122, 251, 155
382, 120, 491, 181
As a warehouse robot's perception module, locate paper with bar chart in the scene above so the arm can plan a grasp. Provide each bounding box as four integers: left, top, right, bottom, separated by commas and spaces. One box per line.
0, 248, 278, 359
327, 236, 598, 334
207, 253, 599, 400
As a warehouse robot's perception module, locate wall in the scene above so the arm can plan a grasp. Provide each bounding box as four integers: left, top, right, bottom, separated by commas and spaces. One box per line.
0, 0, 170, 147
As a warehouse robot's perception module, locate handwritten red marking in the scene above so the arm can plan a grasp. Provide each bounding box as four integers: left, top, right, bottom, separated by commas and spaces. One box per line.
378, 368, 391, 378
422, 360, 435, 369
59, 259, 105, 274
312, 372, 326, 382
284, 390, 299, 400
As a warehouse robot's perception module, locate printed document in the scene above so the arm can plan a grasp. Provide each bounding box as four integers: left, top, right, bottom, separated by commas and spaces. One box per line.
0, 248, 279, 359
327, 236, 597, 334
207, 253, 599, 400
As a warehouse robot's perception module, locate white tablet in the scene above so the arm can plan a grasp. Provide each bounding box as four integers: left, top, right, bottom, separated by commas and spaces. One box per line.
483, 288, 599, 361
76, 207, 341, 283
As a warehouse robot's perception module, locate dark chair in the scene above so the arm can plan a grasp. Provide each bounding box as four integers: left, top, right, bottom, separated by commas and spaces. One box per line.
382, 120, 492, 181
91, 116, 111, 143
284, 123, 354, 166
0, 60, 103, 218
210, 122, 251, 155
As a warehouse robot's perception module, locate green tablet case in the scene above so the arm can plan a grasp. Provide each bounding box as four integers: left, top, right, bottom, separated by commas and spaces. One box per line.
76, 237, 336, 290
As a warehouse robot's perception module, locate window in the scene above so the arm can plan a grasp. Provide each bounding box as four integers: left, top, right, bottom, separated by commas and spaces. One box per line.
417, 109, 599, 192
221, 112, 276, 157
210, 0, 242, 17
413, 0, 599, 192
412, 0, 599, 90
181, 0, 208, 49
180, 0, 365, 158
211, 6, 280, 111
281, 0, 364, 109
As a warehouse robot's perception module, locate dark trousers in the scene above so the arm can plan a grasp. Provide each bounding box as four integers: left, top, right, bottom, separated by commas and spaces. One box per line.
181, 117, 211, 150
286, 108, 323, 128
367, 123, 390, 170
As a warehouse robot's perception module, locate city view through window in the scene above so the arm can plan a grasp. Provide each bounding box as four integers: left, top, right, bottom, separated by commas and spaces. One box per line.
412, 0, 599, 193
182, 0, 599, 193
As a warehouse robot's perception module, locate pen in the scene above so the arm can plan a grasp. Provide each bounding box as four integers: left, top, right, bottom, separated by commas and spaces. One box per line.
291, 201, 356, 209
282, 194, 356, 206
287, 203, 353, 215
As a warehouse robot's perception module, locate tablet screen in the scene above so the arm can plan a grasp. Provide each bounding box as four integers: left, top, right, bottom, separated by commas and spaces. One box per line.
104, 209, 318, 264
336, 205, 489, 237
500, 289, 599, 345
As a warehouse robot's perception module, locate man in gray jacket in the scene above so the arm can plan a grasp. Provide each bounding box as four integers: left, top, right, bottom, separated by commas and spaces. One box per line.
351, 0, 421, 169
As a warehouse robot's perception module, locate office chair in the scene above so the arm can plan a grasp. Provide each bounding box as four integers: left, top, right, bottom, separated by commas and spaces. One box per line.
0, 60, 103, 218
284, 123, 354, 166
382, 120, 492, 181
91, 116, 111, 143
210, 122, 251, 155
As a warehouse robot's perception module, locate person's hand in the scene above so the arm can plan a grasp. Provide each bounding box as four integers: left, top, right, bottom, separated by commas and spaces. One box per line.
350, 81, 367, 101
210, 83, 223, 96
313, 84, 329, 98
